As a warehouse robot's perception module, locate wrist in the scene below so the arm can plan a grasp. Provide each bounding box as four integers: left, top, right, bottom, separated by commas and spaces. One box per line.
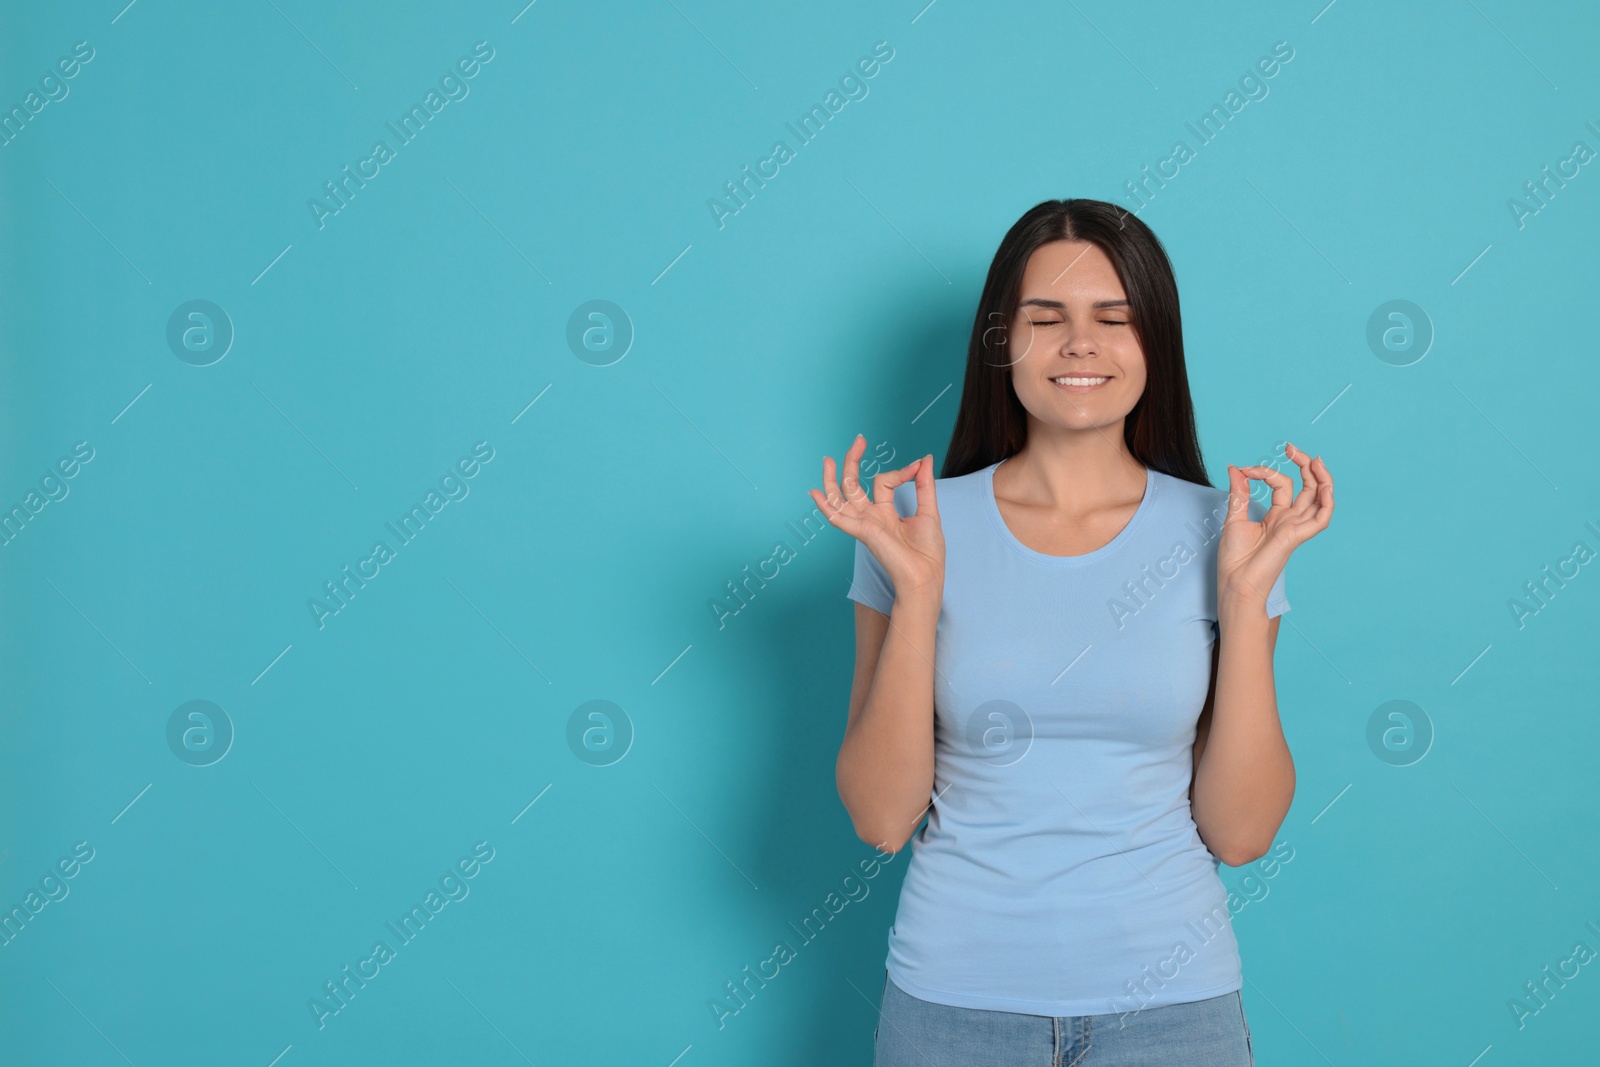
1219, 572, 1273, 608
1217, 592, 1271, 635
895, 582, 943, 614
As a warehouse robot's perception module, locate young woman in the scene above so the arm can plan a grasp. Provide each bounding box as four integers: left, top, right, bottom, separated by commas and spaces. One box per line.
809, 199, 1333, 1066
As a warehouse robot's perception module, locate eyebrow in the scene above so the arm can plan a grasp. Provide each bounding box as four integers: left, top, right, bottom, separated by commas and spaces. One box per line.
1017, 297, 1130, 310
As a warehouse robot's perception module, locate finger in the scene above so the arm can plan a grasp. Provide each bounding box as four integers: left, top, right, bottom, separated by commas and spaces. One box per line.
1308, 454, 1334, 530
817, 456, 847, 516
1313, 455, 1334, 502
1288, 452, 1335, 537
1223, 464, 1251, 525
1281, 442, 1322, 517
1237, 463, 1294, 512
871, 455, 926, 516
809, 486, 862, 536
819, 450, 847, 513
1223, 463, 1271, 527
821, 435, 867, 512
910, 453, 940, 518
838, 434, 871, 507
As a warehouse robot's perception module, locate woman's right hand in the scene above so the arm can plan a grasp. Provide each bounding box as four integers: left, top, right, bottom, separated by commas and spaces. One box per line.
809, 434, 945, 597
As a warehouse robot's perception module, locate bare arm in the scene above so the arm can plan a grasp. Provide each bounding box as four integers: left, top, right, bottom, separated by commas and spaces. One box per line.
1190, 612, 1291, 866
809, 436, 946, 854
1192, 443, 1333, 866
838, 593, 941, 853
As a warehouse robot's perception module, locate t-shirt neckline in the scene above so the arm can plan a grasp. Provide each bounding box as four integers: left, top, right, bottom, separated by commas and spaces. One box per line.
983, 457, 1159, 566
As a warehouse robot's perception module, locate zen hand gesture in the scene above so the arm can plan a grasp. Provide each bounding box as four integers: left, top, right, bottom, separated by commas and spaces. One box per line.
810, 434, 946, 597
1220, 442, 1333, 609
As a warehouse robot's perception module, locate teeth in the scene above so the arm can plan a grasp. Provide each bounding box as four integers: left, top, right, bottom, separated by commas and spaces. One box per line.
1051, 376, 1109, 385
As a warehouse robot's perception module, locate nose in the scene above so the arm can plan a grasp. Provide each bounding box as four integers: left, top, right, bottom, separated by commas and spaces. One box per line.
1049, 315, 1100, 356
1058, 322, 1098, 358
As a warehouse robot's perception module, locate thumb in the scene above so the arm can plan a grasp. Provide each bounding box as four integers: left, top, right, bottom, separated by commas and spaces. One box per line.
911, 453, 938, 512
1224, 465, 1249, 525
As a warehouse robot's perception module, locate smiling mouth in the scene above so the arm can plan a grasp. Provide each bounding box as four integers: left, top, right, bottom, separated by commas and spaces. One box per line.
1050, 375, 1111, 391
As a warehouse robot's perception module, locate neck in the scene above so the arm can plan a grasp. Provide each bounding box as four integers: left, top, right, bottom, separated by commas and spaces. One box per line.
998, 422, 1146, 512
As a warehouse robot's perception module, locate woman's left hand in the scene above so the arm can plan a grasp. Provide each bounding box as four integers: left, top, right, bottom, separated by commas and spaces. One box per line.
1218, 442, 1334, 608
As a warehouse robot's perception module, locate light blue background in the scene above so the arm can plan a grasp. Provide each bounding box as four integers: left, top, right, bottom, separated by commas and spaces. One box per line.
2, 1, 1597, 1064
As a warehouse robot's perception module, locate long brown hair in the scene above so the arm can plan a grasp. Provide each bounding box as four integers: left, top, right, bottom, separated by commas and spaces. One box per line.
941, 199, 1211, 488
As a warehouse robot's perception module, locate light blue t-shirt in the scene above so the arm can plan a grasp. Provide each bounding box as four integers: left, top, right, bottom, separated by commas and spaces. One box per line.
846, 457, 1288, 1017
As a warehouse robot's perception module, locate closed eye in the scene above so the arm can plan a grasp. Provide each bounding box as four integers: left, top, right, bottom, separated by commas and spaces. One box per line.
1027, 319, 1129, 326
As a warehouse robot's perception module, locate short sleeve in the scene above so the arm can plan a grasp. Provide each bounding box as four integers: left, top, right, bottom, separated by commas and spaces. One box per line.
846, 537, 896, 615
1266, 564, 1289, 618
1249, 496, 1290, 619
844, 480, 915, 616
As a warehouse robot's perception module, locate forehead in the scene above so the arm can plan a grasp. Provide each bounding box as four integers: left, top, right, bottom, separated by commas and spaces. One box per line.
1018, 240, 1125, 299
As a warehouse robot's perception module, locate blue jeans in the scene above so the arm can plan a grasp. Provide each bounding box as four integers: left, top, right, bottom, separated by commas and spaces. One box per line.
872, 971, 1254, 1066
